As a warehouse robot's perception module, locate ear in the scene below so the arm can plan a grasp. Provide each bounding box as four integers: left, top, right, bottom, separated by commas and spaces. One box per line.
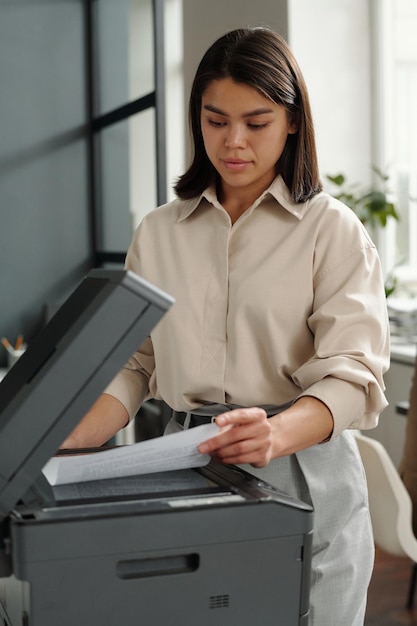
288, 112, 299, 135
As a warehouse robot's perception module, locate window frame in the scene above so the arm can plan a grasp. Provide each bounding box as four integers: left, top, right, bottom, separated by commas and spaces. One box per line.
84, 0, 167, 266
371, 0, 417, 289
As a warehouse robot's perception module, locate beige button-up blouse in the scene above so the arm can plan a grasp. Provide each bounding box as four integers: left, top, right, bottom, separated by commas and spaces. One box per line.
105, 175, 389, 438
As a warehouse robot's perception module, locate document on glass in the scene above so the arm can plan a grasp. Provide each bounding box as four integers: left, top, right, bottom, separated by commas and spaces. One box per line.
42, 423, 219, 486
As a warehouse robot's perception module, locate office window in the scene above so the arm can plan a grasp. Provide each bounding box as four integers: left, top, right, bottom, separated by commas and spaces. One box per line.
87, 0, 167, 265
373, 0, 417, 293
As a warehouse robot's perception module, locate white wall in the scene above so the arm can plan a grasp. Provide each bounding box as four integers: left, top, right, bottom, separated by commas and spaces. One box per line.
164, 0, 185, 199
129, 0, 156, 227
288, 0, 373, 189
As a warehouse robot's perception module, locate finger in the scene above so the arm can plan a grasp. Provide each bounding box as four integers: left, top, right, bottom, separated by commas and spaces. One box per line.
199, 417, 271, 455
198, 428, 232, 454
200, 431, 272, 465
214, 444, 272, 468
214, 407, 267, 427
198, 421, 256, 454
211, 435, 266, 460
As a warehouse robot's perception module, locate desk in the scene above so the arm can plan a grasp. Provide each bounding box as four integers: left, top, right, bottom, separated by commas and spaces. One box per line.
365, 339, 416, 467
391, 340, 417, 366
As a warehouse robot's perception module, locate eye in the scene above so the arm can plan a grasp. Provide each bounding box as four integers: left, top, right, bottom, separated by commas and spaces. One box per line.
247, 122, 268, 130
208, 118, 227, 128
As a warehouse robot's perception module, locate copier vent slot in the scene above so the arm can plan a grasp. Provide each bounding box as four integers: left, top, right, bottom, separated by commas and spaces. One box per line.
209, 594, 230, 609
116, 553, 199, 579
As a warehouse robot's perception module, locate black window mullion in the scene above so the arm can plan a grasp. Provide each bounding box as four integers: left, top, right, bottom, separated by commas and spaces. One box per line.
92, 93, 156, 132
153, 0, 167, 206
84, 0, 99, 266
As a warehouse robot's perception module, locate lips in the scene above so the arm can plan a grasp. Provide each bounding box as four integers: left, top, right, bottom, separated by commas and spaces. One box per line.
222, 158, 251, 171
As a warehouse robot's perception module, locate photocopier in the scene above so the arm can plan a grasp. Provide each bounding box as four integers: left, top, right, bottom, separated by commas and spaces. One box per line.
0, 269, 313, 625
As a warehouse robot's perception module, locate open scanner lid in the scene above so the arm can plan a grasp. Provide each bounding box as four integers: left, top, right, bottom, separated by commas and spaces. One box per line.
0, 269, 174, 520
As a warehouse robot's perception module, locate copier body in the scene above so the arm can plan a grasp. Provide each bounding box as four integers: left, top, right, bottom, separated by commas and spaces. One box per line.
1, 463, 312, 626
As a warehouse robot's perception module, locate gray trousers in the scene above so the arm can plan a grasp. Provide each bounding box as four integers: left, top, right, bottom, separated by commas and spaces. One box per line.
165, 417, 373, 626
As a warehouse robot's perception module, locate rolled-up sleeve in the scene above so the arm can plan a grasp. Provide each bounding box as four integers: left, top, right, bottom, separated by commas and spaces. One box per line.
293, 243, 390, 437
104, 336, 155, 421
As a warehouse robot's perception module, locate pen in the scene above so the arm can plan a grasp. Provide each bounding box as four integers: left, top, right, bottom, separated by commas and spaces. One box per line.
15, 335, 24, 351
1, 337, 13, 354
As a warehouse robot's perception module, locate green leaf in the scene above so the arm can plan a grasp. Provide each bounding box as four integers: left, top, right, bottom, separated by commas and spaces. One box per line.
326, 174, 345, 186
325, 167, 400, 229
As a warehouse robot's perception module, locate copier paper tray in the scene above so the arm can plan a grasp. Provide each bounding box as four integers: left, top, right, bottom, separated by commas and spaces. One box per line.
0, 461, 313, 626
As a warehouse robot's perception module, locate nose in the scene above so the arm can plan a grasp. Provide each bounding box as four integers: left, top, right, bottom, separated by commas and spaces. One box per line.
225, 124, 246, 149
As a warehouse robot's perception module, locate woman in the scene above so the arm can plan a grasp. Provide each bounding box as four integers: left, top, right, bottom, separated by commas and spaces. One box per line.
63, 28, 390, 624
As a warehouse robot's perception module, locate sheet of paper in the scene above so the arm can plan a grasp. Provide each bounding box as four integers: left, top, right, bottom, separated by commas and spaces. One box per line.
42, 423, 219, 486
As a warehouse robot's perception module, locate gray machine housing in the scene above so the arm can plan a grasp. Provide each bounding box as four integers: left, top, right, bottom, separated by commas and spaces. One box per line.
0, 269, 313, 626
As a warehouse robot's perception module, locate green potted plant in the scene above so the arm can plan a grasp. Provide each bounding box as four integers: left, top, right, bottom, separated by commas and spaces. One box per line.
325, 167, 400, 296
325, 166, 400, 228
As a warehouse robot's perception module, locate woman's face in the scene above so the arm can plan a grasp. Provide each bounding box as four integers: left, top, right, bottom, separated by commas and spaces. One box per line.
200, 77, 297, 204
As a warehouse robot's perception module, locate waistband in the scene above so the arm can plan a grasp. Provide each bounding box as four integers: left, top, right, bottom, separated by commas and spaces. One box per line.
172, 401, 293, 429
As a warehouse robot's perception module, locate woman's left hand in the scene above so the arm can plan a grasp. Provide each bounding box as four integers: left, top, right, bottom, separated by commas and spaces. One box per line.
198, 397, 334, 467
198, 407, 273, 468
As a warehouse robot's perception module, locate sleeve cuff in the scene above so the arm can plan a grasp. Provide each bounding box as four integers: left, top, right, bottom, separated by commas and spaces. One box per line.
104, 368, 149, 422
297, 377, 386, 438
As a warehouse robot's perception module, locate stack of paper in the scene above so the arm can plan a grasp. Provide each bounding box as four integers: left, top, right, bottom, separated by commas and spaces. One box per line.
43, 423, 219, 486
387, 297, 417, 341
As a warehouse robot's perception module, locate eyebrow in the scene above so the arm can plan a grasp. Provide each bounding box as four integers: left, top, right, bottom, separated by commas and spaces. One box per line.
202, 104, 274, 118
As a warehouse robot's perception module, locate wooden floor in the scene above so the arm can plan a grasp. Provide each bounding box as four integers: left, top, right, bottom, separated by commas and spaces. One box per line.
365, 547, 417, 625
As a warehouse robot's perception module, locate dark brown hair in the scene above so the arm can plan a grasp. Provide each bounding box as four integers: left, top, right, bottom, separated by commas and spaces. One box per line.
174, 27, 322, 203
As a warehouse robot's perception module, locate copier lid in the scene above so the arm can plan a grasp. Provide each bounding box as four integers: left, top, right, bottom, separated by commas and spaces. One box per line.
0, 269, 174, 520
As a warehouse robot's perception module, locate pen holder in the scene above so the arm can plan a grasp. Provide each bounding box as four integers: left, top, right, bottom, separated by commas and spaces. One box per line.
7, 348, 26, 369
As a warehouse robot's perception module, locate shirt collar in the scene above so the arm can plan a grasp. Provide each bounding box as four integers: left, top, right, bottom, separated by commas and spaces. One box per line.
177, 175, 311, 222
